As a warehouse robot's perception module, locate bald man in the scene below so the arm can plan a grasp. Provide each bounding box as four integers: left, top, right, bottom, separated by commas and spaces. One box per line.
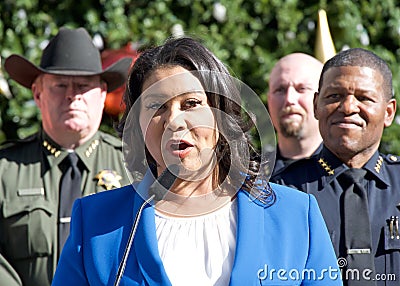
267, 53, 323, 175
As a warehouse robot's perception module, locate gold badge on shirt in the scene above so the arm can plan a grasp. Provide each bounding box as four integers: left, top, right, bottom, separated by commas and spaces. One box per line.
94, 170, 122, 190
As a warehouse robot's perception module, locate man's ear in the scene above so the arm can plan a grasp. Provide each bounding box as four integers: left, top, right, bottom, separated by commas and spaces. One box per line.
31, 82, 41, 108
313, 92, 319, 120
384, 98, 397, 127
101, 81, 108, 103
101, 81, 108, 91
101, 81, 108, 100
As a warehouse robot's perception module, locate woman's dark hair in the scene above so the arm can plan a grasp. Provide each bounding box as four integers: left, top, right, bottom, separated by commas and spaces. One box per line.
117, 36, 273, 204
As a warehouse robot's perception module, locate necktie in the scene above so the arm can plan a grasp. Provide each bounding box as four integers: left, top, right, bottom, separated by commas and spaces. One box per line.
341, 168, 376, 286
58, 152, 82, 253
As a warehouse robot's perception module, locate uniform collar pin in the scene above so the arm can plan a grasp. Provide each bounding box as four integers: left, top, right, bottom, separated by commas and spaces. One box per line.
318, 157, 334, 175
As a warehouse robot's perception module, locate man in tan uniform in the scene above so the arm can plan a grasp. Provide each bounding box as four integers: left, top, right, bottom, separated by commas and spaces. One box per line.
0, 27, 132, 286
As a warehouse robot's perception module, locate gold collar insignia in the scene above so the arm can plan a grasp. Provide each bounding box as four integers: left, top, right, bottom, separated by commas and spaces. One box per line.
43, 140, 61, 158
318, 157, 334, 175
374, 156, 383, 173
43, 138, 100, 158
94, 170, 122, 190
84, 139, 99, 158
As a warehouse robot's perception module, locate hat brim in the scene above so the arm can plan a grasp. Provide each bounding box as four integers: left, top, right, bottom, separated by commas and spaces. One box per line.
5, 54, 132, 92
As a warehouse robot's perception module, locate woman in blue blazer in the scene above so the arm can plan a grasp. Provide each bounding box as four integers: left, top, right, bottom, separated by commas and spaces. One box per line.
52, 37, 342, 286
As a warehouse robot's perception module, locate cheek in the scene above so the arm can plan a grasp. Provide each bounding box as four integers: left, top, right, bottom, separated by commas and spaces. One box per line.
87, 92, 105, 106
316, 100, 336, 118
267, 97, 282, 122
142, 117, 162, 152
139, 112, 154, 138
315, 105, 326, 118
144, 122, 157, 138
42, 101, 58, 117
193, 127, 219, 148
143, 124, 162, 163
268, 96, 283, 110
364, 106, 384, 126
300, 96, 314, 111
189, 110, 217, 135
88, 102, 104, 116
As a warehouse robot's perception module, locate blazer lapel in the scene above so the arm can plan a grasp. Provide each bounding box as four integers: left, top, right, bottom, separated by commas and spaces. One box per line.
132, 171, 171, 285
230, 191, 265, 285
130, 177, 267, 285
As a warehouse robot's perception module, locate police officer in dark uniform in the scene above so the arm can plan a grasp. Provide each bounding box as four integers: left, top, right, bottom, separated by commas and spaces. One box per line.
271, 48, 399, 286
0, 27, 132, 286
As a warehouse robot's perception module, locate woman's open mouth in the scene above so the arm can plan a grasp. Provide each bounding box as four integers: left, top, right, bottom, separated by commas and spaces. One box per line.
167, 140, 194, 158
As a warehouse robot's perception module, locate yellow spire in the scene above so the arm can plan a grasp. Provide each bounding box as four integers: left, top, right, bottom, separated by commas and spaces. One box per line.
314, 9, 336, 63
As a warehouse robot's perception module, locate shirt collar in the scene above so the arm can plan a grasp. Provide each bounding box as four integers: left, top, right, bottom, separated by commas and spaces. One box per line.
318, 145, 389, 187
41, 130, 101, 167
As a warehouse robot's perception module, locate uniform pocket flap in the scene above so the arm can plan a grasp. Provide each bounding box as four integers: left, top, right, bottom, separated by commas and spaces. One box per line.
2, 196, 54, 218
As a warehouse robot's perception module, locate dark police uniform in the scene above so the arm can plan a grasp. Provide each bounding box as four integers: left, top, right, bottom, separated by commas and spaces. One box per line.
0, 130, 130, 286
271, 143, 323, 177
271, 145, 400, 285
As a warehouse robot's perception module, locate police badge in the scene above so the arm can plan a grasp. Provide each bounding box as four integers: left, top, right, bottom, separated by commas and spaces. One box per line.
94, 170, 122, 190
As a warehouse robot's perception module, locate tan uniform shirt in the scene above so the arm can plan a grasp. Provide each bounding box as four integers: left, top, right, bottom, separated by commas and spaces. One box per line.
0, 130, 130, 286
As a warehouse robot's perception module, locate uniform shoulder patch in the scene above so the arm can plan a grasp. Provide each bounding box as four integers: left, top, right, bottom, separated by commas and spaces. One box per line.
0, 133, 39, 151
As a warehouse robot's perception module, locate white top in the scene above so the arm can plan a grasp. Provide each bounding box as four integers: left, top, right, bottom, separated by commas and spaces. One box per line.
154, 199, 237, 286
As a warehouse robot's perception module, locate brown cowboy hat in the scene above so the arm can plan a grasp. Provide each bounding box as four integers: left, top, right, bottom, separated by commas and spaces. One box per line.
4, 27, 132, 92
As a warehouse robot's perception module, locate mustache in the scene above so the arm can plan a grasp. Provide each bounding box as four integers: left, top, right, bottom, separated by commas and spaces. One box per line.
279, 106, 306, 117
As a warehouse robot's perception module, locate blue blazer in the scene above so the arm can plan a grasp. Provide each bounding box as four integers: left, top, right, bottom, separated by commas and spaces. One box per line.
52, 171, 342, 285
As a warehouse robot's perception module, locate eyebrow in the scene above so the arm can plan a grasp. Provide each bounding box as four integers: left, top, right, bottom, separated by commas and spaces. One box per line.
142, 90, 205, 101
141, 93, 166, 101
323, 85, 379, 96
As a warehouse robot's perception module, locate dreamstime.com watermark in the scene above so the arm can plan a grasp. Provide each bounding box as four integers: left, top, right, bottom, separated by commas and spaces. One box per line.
257, 264, 340, 281
337, 257, 396, 282
257, 258, 397, 282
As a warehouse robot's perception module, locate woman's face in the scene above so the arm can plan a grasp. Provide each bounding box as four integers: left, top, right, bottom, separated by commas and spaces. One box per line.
139, 66, 219, 177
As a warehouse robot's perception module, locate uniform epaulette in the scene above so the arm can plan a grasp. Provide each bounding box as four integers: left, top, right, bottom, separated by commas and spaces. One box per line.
99, 131, 122, 148
0, 133, 38, 150
272, 156, 313, 178
383, 154, 400, 164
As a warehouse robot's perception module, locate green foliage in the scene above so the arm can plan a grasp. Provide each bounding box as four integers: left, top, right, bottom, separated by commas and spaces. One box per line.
0, 0, 400, 154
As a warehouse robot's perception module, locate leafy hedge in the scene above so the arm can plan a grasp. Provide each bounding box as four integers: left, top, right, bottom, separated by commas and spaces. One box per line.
1, 0, 399, 154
